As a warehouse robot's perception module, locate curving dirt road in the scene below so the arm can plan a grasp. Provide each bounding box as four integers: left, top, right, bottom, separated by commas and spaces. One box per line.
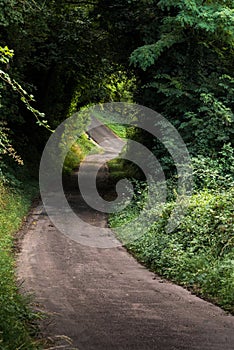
17, 120, 234, 350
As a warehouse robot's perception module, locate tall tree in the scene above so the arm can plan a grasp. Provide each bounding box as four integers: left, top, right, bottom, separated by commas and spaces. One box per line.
95, 0, 234, 157
0, 0, 109, 170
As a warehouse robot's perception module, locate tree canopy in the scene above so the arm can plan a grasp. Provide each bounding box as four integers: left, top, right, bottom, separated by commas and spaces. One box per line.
0, 0, 234, 178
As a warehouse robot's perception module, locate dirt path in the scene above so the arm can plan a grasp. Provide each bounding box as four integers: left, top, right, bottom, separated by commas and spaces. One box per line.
17, 120, 234, 350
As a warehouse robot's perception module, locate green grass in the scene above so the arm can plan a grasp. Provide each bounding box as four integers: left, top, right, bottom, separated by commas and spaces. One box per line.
63, 133, 100, 174
0, 181, 42, 350
105, 123, 127, 139
93, 112, 128, 139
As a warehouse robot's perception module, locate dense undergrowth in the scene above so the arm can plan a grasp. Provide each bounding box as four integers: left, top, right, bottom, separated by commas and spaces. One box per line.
109, 140, 234, 314
110, 186, 234, 313
0, 179, 41, 349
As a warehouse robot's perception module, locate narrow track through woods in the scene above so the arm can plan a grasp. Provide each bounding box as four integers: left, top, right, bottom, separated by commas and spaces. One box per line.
17, 121, 234, 350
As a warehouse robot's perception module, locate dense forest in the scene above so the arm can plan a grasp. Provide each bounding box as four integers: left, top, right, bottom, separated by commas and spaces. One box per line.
0, 1, 234, 349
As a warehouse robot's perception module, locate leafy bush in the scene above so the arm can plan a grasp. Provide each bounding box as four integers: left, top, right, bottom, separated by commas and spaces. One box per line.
110, 185, 234, 313
192, 143, 234, 190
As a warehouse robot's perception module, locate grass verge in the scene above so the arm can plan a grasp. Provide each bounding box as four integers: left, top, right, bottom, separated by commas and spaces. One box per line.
104, 123, 127, 139
93, 112, 128, 140
63, 133, 100, 174
0, 180, 42, 350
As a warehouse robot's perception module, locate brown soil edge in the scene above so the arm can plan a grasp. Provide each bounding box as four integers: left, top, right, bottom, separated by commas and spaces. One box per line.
9, 193, 50, 348
13, 194, 41, 255
13, 194, 69, 349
